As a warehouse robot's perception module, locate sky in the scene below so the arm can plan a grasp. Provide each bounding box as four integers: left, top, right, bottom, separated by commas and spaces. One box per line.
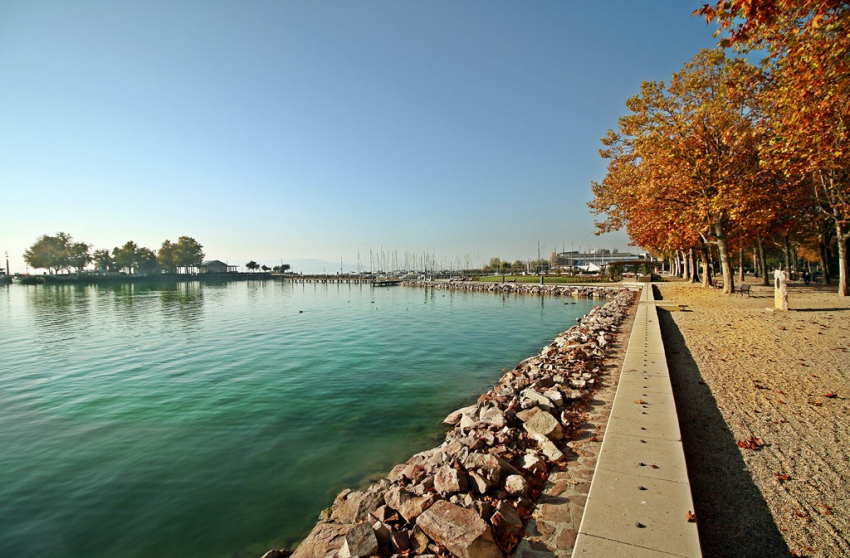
0, 1, 723, 274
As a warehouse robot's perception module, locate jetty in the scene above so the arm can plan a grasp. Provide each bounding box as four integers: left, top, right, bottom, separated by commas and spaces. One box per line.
275, 274, 402, 286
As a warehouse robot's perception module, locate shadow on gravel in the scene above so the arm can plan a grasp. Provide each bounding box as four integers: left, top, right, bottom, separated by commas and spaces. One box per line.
656, 306, 791, 558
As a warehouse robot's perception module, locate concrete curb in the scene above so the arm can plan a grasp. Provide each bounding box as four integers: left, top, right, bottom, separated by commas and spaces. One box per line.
571, 284, 701, 557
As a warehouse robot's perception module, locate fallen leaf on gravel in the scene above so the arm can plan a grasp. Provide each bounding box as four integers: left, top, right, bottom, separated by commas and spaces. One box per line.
697, 379, 706, 385
589, 436, 599, 442
823, 392, 837, 398
774, 472, 791, 482
685, 510, 696, 522
779, 326, 787, 330
818, 504, 833, 515
737, 437, 763, 450
650, 464, 659, 469
809, 400, 823, 407
634, 399, 647, 405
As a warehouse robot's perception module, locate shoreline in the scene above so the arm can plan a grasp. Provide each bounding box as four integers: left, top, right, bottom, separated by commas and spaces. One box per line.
264, 284, 637, 558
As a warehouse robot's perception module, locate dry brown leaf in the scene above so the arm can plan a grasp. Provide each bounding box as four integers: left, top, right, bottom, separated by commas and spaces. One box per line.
737, 437, 763, 450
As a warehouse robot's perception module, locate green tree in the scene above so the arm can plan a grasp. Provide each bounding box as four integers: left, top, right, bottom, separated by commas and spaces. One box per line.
23, 232, 73, 273
93, 249, 115, 271
157, 240, 177, 273
281, 263, 291, 273
174, 236, 204, 273
246, 260, 259, 272
112, 241, 139, 273
67, 242, 93, 272
136, 247, 159, 273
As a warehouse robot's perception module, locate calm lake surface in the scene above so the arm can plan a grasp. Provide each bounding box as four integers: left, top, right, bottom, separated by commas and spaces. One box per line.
0, 280, 600, 558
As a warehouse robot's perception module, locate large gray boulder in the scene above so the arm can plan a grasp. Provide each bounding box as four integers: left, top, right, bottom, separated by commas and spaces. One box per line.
416, 500, 504, 558
291, 523, 353, 558
522, 410, 564, 441
384, 485, 437, 523
338, 523, 379, 558
434, 465, 468, 495
330, 490, 384, 524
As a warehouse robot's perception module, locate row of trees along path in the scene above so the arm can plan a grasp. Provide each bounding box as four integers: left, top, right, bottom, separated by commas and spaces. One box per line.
23, 232, 205, 274
589, 1, 850, 296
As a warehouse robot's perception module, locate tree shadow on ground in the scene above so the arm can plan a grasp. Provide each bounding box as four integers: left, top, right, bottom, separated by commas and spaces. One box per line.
657, 307, 791, 558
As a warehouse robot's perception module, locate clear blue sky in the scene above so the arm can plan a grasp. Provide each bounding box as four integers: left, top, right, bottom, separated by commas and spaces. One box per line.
1, 1, 720, 273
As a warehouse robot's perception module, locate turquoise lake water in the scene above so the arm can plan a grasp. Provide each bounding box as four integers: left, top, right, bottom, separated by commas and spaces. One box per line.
0, 280, 600, 558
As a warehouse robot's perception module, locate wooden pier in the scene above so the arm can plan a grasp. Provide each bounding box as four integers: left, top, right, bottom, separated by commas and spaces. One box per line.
273, 274, 401, 286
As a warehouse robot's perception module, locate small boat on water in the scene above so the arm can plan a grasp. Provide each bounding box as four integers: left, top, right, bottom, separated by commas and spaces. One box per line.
371, 279, 402, 287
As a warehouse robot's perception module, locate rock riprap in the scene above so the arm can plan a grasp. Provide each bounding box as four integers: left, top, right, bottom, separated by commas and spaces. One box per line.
264, 286, 634, 558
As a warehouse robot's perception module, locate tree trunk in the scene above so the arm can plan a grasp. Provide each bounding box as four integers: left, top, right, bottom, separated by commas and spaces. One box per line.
819, 238, 831, 285
756, 237, 769, 286
690, 248, 700, 283
753, 246, 760, 278
738, 248, 745, 284
700, 244, 712, 288
783, 235, 792, 280
837, 221, 850, 296
683, 250, 690, 281
714, 221, 734, 294
792, 242, 800, 279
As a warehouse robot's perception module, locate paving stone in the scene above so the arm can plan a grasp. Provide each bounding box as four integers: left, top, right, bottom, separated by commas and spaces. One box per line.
535, 520, 556, 538
566, 493, 585, 507
538, 503, 571, 524
556, 528, 578, 550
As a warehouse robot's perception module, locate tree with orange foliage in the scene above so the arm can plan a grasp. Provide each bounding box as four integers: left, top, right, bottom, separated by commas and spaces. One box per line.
698, 1, 850, 295
590, 49, 771, 294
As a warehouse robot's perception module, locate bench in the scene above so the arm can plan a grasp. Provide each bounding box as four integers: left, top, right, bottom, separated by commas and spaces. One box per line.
737, 283, 751, 297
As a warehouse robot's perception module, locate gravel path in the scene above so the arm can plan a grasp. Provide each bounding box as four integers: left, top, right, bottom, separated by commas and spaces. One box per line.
656, 280, 850, 558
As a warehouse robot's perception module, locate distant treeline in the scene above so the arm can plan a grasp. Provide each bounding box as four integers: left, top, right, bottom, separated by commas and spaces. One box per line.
24, 232, 204, 274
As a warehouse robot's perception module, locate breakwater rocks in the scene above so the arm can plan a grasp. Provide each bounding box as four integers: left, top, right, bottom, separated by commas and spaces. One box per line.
265, 287, 635, 558
404, 281, 616, 299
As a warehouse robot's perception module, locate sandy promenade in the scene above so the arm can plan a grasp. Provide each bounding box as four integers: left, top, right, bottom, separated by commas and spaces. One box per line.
655, 280, 850, 557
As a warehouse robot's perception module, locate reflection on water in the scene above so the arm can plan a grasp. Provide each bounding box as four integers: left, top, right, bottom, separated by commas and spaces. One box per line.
158, 282, 204, 333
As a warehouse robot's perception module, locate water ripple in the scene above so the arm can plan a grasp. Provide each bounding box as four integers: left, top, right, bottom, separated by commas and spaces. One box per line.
0, 281, 599, 558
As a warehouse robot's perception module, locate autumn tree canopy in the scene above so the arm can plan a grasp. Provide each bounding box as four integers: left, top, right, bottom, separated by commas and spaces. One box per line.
698, 0, 850, 294
590, 49, 778, 293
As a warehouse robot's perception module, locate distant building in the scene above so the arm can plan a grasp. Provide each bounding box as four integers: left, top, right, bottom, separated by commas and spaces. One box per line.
198, 260, 239, 274
556, 251, 648, 269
